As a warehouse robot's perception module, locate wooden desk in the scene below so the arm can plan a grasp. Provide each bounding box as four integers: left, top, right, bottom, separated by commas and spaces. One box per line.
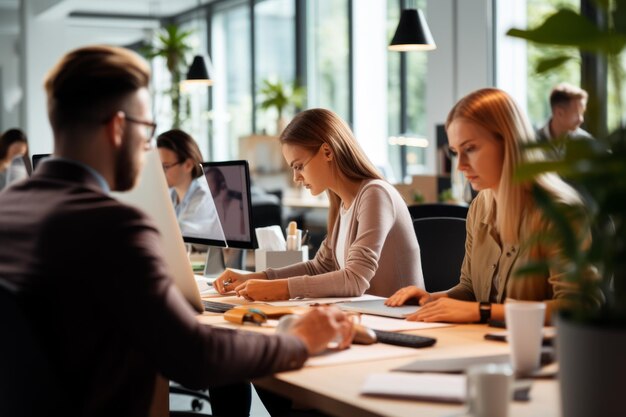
197, 307, 560, 417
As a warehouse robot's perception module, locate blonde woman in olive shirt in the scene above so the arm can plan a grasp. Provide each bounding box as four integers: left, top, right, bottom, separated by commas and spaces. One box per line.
214, 108, 424, 301
387, 88, 587, 324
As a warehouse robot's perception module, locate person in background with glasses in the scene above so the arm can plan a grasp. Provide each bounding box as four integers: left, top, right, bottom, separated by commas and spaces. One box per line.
156, 129, 223, 240
0, 45, 355, 417
215, 108, 425, 302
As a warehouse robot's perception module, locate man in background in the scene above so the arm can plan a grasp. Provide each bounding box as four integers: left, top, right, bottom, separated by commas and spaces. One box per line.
0, 45, 353, 417
537, 82, 593, 158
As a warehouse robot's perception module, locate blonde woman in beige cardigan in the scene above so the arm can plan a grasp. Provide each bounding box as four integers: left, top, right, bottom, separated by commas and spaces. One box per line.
215, 108, 424, 301
386, 88, 588, 324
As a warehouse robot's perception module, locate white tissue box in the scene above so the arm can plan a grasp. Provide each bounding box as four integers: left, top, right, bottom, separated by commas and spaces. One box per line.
255, 247, 309, 272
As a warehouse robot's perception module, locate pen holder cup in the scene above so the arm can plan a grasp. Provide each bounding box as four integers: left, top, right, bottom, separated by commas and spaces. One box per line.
255, 247, 309, 272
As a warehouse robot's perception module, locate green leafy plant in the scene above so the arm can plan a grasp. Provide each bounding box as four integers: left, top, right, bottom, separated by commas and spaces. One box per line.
142, 24, 193, 128
438, 188, 454, 203
412, 190, 425, 204
509, 0, 626, 321
258, 79, 305, 129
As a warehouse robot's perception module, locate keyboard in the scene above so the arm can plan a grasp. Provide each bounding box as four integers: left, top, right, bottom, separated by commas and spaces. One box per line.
202, 300, 236, 313
373, 330, 437, 348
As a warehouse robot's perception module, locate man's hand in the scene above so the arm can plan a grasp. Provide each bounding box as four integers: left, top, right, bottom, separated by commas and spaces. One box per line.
287, 307, 355, 355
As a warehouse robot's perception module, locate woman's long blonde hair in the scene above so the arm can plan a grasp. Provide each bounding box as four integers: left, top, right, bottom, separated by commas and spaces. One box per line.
280, 108, 383, 237
446, 88, 581, 244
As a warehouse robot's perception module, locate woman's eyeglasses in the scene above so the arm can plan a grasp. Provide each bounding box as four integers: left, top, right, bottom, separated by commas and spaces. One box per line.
162, 161, 182, 171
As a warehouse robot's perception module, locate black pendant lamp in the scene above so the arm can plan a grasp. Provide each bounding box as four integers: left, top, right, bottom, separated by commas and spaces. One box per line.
389, 8, 436, 52
183, 55, 213, 87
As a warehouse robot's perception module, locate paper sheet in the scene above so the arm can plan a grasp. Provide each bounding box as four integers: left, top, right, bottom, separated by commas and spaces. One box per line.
305, 343, 423, 367
360, 314, 452, 331
264, 294, 383, 307
361, 373, 466, 403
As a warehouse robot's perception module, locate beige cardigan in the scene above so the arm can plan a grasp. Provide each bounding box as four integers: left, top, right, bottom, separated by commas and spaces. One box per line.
265, 179, 424, 298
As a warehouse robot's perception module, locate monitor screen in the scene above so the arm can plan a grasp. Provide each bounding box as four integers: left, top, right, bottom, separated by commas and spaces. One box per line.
183, 160, 255, 250
31, 154, 51, 172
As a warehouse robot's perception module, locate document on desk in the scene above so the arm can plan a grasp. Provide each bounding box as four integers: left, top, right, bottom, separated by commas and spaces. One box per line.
264, 294, 382, 307
360, 314, 452, 331
305, 343, 423, 367
361, 373, 466, 403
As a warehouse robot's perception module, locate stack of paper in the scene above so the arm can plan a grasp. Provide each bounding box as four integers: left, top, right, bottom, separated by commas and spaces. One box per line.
361, 373, 466, 403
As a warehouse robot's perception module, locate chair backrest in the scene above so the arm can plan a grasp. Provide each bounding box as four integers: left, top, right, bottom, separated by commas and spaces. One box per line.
0, 285, 60, 416
413, 217, 467, 293
408, 203, 469, 220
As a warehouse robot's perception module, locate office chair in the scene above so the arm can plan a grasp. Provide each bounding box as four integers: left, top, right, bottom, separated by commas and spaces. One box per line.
413, 217, 467, 292
0, 284, 61, 417
169, 383, 212, 415
407, 203, 469, 220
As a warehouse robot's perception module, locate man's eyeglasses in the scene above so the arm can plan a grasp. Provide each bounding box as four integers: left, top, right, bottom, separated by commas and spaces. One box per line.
102, 112, 157, 146
162, 161, 182, 172
125, 115, 157, 141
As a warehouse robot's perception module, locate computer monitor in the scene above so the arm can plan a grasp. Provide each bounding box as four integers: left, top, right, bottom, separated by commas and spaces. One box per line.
31, 154, 51, 172
183, 160, 255, 250
112, 149, 204, 313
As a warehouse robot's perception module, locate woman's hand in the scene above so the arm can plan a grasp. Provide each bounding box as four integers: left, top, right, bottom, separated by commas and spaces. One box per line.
213, 270, 266, 294
234, 279, 290, 301
385, 286, 431, 307
406, 298, 480, 323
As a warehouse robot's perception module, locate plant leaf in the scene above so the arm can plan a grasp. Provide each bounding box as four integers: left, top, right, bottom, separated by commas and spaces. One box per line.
507, 9, 626, 55
535, 55, 574, 73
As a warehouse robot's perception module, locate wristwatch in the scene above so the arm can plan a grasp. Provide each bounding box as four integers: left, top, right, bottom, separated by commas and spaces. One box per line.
478, 302, 492, 323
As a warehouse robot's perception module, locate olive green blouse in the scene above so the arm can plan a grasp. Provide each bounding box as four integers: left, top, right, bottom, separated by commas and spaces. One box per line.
447, 192, 581, 316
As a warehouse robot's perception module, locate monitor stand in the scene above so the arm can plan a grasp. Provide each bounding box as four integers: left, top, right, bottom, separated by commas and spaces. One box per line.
203, 247, 226, 278
202, 247, 247, 278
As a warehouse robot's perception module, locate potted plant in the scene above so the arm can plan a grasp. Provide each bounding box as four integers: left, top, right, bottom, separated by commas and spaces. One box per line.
508, 3, 626, 416
258, 78, 305, 135
142, 24, 193, 129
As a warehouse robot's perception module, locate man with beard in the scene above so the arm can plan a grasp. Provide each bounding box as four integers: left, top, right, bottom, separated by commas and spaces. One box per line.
0, 45, 353, 417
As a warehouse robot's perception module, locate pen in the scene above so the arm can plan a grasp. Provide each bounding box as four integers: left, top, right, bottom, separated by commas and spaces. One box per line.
301, 229, 310, 246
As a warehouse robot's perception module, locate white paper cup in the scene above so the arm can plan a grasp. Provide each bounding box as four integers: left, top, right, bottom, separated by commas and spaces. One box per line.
505, 301, 546, 375
466, 363, 513, 417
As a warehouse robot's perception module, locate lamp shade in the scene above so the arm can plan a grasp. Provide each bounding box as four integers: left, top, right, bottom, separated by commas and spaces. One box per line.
183, 55, 213, 87
389, 9, 436, 52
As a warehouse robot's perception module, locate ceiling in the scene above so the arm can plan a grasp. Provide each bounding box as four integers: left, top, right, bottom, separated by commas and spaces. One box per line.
0, 0, 223, 49
0, 0, 211, 36
0, 0, 206, 16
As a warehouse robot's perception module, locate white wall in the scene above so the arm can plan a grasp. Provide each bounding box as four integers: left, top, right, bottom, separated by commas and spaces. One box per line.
0, 3, 21, 132
20, 0, 153, 155
423, 0, 494, 173
495, 0, 528, 113
351, 0, 388, 168
0, 33, 21, 131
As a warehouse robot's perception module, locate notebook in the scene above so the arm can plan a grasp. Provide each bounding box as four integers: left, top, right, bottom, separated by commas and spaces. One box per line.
336, 299, 420, 319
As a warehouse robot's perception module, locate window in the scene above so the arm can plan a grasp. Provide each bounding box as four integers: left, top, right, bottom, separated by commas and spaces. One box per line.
254, 0, 296, 135
211, 1, 252, 160
525, 0, 581, 128
306, 0, 350, 121
387, 0, 428, 182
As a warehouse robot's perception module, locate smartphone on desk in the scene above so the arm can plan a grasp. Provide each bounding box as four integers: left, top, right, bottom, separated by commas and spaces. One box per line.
484, 328, 556, 346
